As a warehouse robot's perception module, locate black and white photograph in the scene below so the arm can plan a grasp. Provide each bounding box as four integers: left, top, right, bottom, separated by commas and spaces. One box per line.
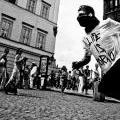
0, 0, 120, 120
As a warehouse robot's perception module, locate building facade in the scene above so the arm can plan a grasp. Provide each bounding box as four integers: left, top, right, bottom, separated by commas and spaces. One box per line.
103, 0, 120, 21
0, 0, 60, 74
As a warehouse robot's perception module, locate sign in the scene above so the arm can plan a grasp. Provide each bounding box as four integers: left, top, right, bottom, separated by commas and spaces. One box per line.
40, 57, 48, 74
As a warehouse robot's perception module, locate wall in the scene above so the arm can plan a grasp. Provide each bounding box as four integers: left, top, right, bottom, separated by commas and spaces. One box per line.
0, 0, 59, 53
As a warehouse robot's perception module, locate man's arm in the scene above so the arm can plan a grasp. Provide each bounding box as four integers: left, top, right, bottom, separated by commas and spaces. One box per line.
15, 55, 24, 64
73, 51, 91, 69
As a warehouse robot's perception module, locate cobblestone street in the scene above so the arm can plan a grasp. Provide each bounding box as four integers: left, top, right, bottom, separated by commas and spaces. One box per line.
0, 89, 120, 120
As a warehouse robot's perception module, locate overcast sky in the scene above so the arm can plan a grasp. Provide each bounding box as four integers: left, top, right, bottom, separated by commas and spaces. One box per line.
54, 0, 103, 70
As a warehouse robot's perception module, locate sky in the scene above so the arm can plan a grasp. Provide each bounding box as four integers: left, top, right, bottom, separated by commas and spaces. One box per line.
54, 0, 103, 70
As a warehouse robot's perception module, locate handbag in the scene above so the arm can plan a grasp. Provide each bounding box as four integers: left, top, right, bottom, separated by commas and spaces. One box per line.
5, 80, 17, 93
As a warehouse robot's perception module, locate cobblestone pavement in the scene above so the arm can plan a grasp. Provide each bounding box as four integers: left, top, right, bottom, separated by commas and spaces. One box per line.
0, 89, 120, 120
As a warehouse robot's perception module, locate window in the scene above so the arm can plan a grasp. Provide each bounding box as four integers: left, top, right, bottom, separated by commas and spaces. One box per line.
5, 0, 16, 4
0, 17, 13, 38
110, 0, 113, 9
115, 0, 118, 6
118, 0, 120, 5
36, 31, 46, 50
27, 0, 37, 13
20, 24, 32, 45
40, 1, 50, 19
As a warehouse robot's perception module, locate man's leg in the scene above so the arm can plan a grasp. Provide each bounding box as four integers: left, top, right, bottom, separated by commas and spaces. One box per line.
93, 81, 105, 102
5, 68, 18, 94
0, 68, 6, 90
30, 77, 33, 89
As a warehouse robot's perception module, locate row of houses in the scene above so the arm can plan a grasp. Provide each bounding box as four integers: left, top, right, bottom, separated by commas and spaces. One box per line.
0, 0, 60, 74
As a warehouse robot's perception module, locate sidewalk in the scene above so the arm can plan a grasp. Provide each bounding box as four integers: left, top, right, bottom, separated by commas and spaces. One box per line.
49, 87, 120, 102
50, 87, 93, 98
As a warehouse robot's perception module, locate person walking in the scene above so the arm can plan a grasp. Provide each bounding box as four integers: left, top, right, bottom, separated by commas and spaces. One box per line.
29, 62, 38, 89
67, 71, 72, 90
83, 65, 91, 94
78, 66, 84, 93
49, 70, 55, 87
5, 48, 24, 94
0, 48, 9, 90
60, 66, 68, 94
92, 63, 101, 99
71, 68, 79, 91
17, 56, 28, 89
22, 59, 29, 89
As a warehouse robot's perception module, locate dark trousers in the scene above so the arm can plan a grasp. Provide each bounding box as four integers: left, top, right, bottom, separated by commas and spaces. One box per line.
61, 79, 67, 93
98, 58, 120, 100
82, 78, 89, 94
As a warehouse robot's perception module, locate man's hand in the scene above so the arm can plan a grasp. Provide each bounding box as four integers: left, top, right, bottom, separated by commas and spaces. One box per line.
72, 61, 80, 70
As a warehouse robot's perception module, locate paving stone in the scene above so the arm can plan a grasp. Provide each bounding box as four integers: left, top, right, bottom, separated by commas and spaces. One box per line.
0, 89, 120, 120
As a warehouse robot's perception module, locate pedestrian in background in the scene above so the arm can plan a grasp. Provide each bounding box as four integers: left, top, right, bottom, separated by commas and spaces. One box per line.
60, 66, 68, 94
55, 72, 60, 88
78, 66, 84, 93
23, 64, 30, 89
5, 48, 24, 94
71, 65, 80, 91
20, 57, 28, 89
0, 48, 9, 90
67, 71, 72, 90
93, 63, 101, 99
29, 62, 38, 89
49, 70, 55, 87
71, 67, 77, 91
83, 65, 91, 94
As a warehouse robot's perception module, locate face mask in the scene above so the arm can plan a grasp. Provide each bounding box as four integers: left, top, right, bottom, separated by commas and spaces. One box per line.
77, 16, 92, 27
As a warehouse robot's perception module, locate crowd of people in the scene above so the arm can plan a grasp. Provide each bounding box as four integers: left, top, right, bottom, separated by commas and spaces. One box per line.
0, 48, 41, 94
47, 64, 101, 95
0, 47, 101, 96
